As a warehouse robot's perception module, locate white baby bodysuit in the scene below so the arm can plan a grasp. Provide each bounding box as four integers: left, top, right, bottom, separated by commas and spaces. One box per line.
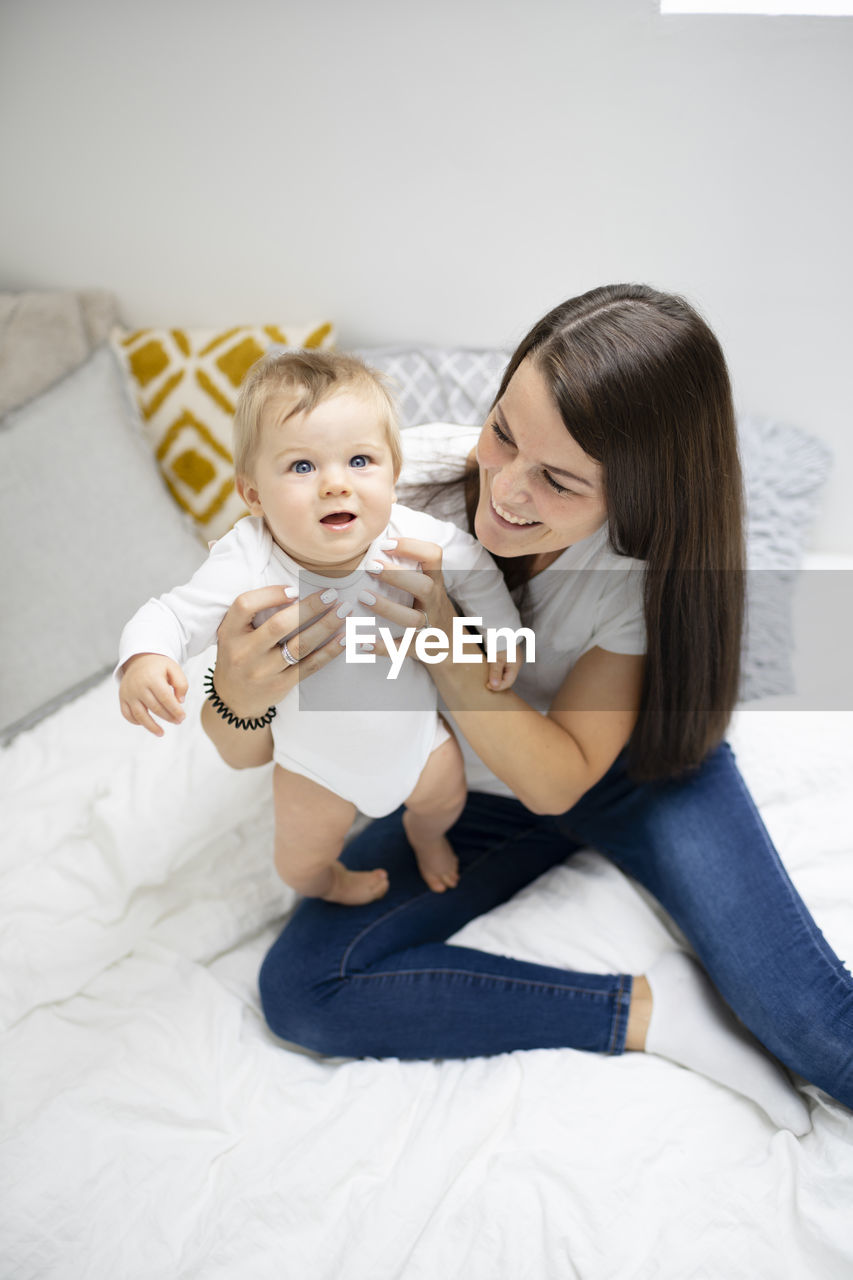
118, 504, 522, 816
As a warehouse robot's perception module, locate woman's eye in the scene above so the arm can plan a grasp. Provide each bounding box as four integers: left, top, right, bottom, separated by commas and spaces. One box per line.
543, 471, 575, 497
492, 419, 575, 496
291, 460, 314, 474
349, 454, 370, 468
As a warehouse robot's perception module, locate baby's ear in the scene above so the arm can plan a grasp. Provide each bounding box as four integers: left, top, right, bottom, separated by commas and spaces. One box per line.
237, 474, 263, 516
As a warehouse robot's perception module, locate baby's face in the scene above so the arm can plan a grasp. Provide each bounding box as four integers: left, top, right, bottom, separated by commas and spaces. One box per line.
239, 387, 397, 576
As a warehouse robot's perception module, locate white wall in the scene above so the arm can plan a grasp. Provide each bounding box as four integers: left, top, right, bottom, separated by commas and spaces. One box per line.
1, 0, 851, 550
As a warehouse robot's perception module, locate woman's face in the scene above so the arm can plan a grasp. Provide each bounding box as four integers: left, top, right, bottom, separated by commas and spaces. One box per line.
474, 358, 608, 561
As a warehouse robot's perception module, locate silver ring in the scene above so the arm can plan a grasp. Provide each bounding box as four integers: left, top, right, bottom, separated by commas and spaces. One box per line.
280, 639, 299, 667
416, 609, 429, 633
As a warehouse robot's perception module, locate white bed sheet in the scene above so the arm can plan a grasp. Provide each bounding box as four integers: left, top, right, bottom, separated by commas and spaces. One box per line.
2, 619, 853, 1278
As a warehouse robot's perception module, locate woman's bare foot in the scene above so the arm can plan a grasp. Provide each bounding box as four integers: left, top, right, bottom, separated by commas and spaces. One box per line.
403, 811, 460, 892
320, 862, 390, 905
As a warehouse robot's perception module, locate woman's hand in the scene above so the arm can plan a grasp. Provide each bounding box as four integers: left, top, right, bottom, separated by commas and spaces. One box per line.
214, 584, 350, 716
202, 584, 350, 767
365, 538, 515, 693
361, 536, 456, 641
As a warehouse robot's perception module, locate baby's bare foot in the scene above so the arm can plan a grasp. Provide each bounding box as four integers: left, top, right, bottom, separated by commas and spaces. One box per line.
321, 863, 389, 906
415, 839, 460, 892
403, 813, 459, 892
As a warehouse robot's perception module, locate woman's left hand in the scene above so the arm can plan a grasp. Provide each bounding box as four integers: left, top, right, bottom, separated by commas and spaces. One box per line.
362, 537, 455, 637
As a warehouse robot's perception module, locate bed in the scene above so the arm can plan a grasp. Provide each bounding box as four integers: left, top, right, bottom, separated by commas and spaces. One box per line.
2, 293, 852, 1280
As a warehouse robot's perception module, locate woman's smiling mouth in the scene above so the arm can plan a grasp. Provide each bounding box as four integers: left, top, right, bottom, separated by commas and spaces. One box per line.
490, 496, 540, 527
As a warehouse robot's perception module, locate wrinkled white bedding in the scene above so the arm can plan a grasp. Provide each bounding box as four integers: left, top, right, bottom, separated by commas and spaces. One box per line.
2, 648, 853, 1279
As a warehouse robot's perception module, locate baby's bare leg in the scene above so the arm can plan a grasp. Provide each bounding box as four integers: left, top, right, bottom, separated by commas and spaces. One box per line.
402, 731, 467, 893
273, 765, 389, 905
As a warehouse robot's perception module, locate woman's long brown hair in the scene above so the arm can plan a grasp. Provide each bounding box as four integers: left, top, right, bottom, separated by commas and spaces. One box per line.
472, 284, 745, 781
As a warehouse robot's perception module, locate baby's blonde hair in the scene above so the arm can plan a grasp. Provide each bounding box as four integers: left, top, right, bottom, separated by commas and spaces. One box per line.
233, 349, 402, 479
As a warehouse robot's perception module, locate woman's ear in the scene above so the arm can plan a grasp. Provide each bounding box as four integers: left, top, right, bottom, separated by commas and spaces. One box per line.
236, 474, 263, 516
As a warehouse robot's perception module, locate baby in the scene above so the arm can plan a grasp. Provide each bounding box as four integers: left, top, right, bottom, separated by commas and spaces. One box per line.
118, 350, 524, 905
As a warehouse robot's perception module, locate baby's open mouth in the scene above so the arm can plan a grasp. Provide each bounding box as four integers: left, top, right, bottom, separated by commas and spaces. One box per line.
320, 512, 357, 527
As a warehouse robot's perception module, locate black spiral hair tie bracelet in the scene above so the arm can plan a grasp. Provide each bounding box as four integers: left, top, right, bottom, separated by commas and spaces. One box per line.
203, 667, 277, 730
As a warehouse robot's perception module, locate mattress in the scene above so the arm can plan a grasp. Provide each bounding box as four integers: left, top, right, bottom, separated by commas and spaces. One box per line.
2, 580, 852, 1279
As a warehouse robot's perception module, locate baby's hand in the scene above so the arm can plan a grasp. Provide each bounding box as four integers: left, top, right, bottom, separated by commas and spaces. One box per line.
486, 653, 523, 692
119, 653, 188, 737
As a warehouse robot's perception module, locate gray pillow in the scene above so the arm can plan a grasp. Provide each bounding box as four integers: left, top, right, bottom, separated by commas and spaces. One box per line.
353, 345, 510, 428
0, 344, 205, 741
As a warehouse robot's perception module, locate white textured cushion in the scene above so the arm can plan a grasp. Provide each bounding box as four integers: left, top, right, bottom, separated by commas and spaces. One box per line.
0, 345, 205, 740
739, 415, 833, 570
739, 416, 832, 700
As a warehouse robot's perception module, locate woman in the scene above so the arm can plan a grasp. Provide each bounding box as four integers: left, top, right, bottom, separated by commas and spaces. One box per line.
202, 284, 853, 1133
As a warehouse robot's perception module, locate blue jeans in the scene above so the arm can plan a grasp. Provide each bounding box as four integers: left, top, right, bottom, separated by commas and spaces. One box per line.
259, 742, 853, 1107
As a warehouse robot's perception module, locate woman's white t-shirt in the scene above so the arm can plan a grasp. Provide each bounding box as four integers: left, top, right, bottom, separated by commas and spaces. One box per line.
396, 423, 647, 800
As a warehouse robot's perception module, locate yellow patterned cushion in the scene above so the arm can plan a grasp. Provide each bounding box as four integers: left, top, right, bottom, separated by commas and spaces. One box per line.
111, 322, 335, 540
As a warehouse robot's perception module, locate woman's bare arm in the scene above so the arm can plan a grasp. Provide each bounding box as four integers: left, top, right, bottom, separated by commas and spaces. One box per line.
367, 538, 644, 814
432, 644, 644, 814
200, 699, 276, 769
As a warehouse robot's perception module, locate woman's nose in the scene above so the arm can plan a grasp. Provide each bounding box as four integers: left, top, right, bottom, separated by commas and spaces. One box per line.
492, 456, 530, 506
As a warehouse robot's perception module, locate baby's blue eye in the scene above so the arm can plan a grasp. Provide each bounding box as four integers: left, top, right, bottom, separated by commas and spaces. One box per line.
291, 460, 314, 474
349, 455, 369, 468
